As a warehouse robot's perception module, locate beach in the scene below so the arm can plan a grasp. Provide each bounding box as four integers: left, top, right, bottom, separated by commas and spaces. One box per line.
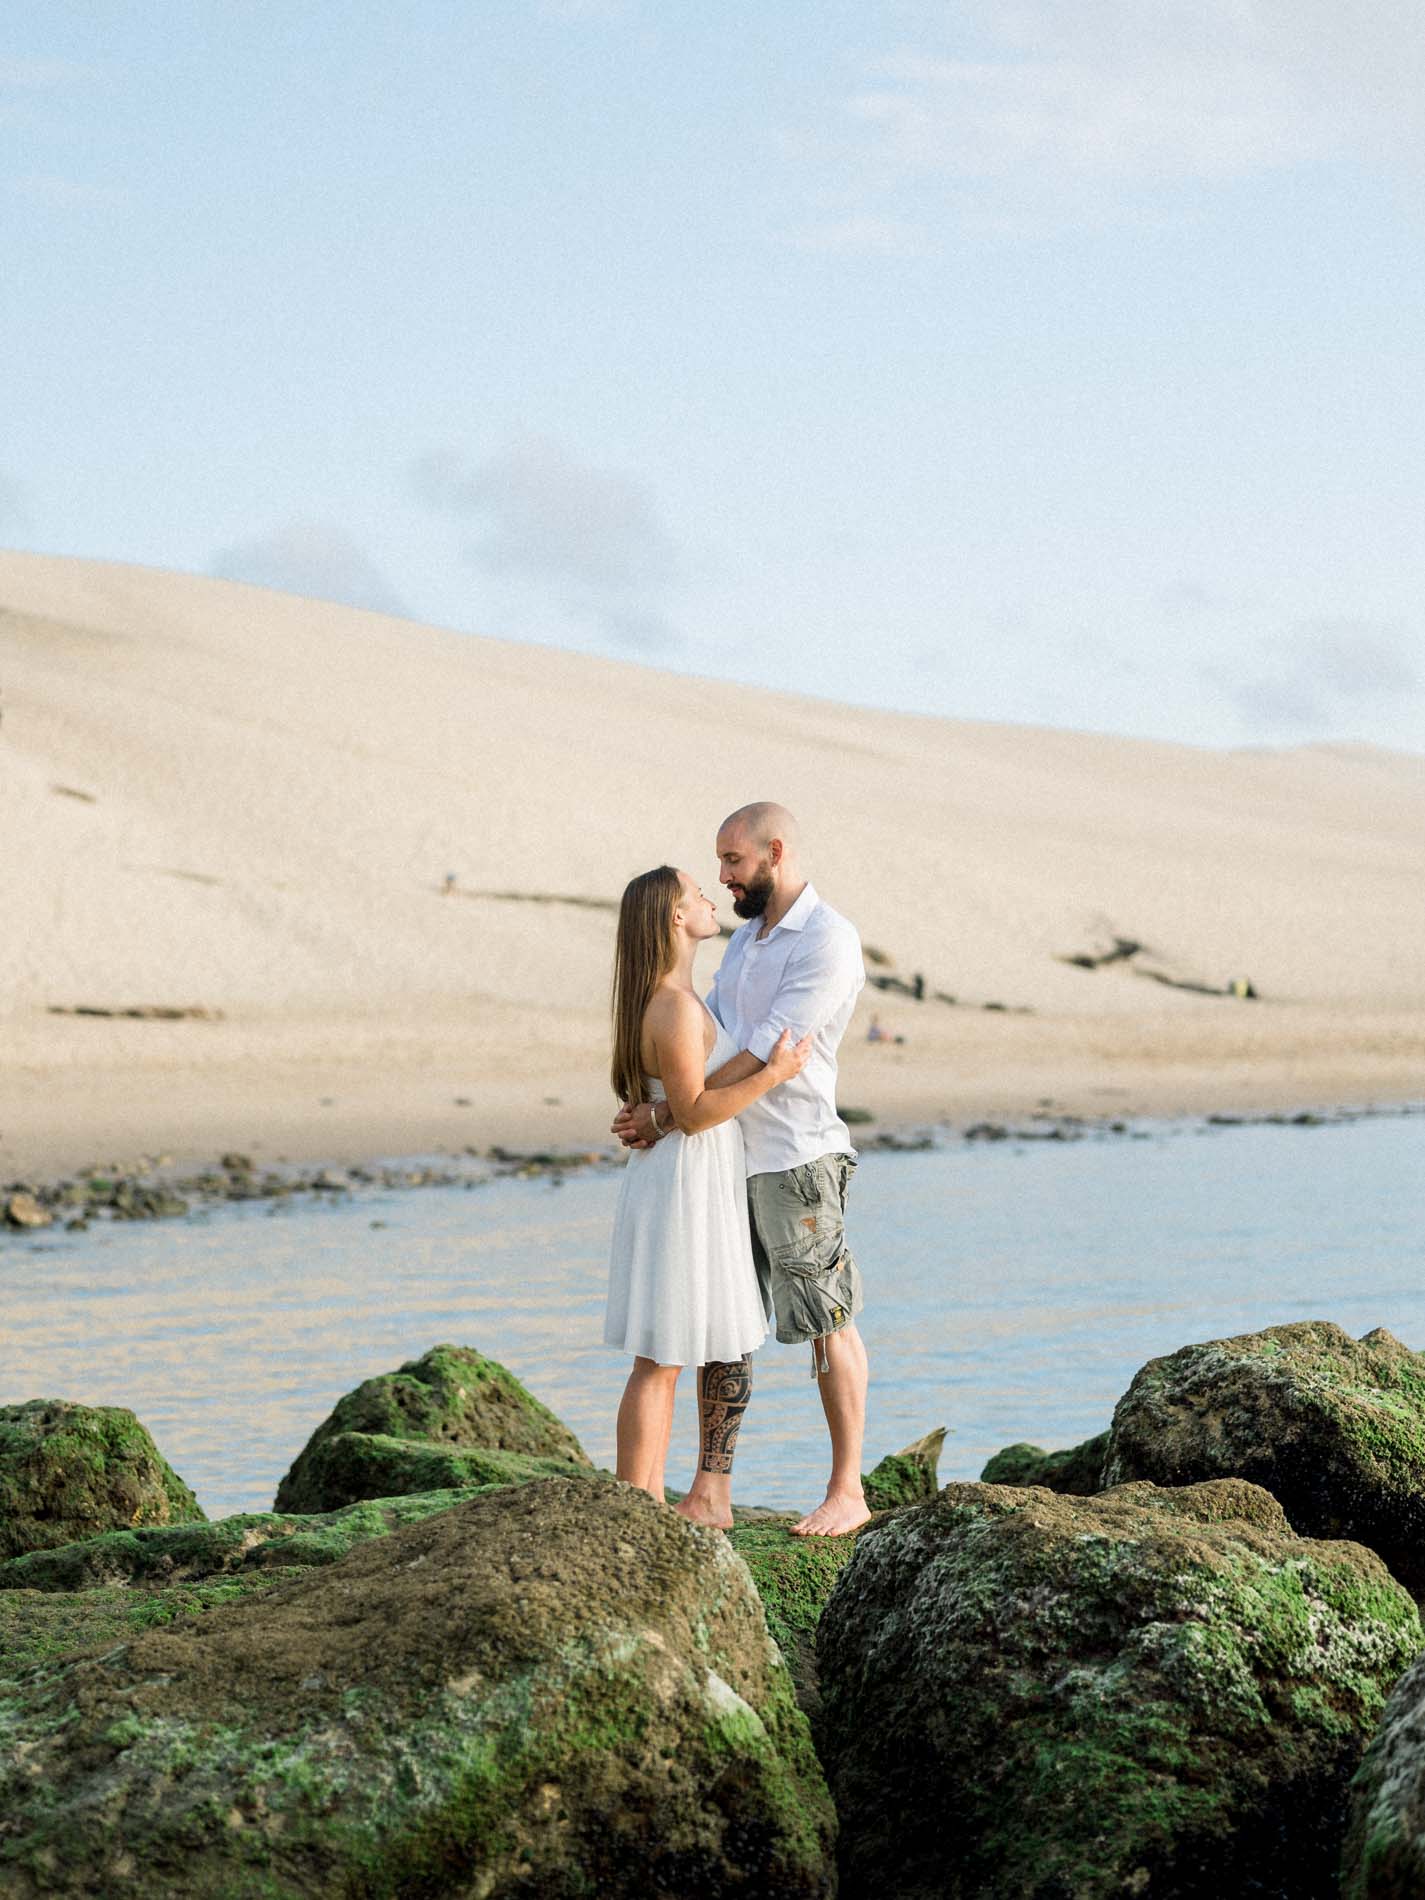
4, 549, 1422, 1181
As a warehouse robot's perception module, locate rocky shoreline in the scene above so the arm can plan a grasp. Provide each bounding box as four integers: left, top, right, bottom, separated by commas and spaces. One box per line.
7, 1326, 1425, 1893
4, 1101, 1417, 1241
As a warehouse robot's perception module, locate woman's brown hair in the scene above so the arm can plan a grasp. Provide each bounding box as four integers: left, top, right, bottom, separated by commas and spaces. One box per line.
610, 864, 682, 1107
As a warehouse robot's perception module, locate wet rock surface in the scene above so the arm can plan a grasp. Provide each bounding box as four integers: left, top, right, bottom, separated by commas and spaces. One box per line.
979, 1430, 1108, 1494
817, 1477, 1421, 1900
0, 1478, 836, 1899
1343, 1648, 1425, 1899
274, 1343, 591, 1513
1102, 1320, 1425, 1595
0, 1401, 204, 1564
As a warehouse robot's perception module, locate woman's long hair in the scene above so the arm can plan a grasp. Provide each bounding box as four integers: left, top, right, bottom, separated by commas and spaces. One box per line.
610, 865, 682, 1107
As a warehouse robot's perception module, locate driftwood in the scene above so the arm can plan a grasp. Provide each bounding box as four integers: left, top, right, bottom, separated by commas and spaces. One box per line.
47, 1005, 223, 1021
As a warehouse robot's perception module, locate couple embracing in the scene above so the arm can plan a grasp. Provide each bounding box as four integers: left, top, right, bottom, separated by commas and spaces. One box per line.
605, 802, 870, 1538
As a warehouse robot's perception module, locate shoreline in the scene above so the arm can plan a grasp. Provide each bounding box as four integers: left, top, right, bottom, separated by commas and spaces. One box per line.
4, 1095, 1420, 1239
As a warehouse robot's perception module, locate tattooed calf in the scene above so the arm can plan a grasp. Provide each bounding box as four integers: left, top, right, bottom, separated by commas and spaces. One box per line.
698, 1355, 753, 1474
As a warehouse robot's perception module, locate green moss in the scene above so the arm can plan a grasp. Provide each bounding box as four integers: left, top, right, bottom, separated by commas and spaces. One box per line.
0, 1400, 204, 1563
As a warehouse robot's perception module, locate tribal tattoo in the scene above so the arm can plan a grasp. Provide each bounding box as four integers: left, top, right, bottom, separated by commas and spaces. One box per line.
698, 1355, 753, 1474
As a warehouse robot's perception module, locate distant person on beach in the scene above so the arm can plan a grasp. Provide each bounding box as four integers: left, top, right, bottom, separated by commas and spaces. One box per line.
613, 803, 870, 1538
605, 864, 811, 1526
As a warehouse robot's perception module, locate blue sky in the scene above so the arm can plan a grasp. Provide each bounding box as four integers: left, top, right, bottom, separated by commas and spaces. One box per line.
4, 2, 1423, 750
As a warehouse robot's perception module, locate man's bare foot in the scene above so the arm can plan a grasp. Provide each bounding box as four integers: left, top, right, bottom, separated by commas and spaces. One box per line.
674, 1494, 733, 1531
790, 1488, 871, 1538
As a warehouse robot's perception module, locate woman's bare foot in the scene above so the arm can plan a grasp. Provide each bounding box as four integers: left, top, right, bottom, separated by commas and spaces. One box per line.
790, 1487, 871, 1537
674, 1494, 733, 1531
675, 1472, 734, 1530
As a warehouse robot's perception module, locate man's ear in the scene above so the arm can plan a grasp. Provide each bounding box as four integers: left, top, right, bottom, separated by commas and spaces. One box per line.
768, 838, 783, 866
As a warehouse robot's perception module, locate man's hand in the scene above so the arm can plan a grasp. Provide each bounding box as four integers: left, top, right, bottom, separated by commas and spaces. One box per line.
611, 1100, 659, 1149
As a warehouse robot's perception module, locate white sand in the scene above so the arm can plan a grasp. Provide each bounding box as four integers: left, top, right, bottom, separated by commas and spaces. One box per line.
3, 549, 1422, 1179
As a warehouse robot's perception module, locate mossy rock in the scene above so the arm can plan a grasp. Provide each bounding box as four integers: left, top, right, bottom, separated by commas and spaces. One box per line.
980, 1430, 1107, 1494
274, 1342, 590, 1512
860, 1427, 946, 1511
277, 1430, 589, 1514
1343, 1648, 1425, 1897
0, 1477, 835, 1898
728, 1523, 860, 1723
0, 1486, 510, 1595
817, 1476, 1421, 1899
1103, 1321, 1425, 1593
0, 1401, 204, 1563
0, 1570, 304, 1675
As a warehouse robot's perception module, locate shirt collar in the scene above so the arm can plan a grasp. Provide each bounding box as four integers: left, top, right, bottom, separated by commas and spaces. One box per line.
759, 881, 819, 938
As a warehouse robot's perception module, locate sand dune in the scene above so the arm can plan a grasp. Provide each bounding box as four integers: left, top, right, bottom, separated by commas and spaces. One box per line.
3, 549, 1421, 1176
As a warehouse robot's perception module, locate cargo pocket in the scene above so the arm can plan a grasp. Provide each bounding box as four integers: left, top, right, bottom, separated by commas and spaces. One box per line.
771, 1214, 849, 1343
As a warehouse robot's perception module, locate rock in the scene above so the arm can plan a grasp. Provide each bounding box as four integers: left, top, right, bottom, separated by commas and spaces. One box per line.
729, 1522, 861, 1725
274, 1342, 590, 1512
861, 1427, 946, 1511
1343, 1649, 1425, 1898
218, 1152, 252, 1173
3, 1192, 50, 1230
0, 1478, 836, 1898
980, 1430, 1107, 1494
1102, 1320, 1425, 1594
276, 1430, 590, 1513
817, 1477, 1420, 1900
0, 1487, 504, 1595
0, 1401, 204, 1563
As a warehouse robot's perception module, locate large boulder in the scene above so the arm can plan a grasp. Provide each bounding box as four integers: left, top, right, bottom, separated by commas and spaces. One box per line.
0, 1476, 836, 1898
1343, 1649, 1425, 1897
817, 1477, 1420, 1900
980, 1430, 1107, 1494
274, 1343, 590, 1512
1102, 1321, 1425, 1593
277, 1430, 588, 1513
0, 1487, 505, 1594
0, 1401, 203, 1562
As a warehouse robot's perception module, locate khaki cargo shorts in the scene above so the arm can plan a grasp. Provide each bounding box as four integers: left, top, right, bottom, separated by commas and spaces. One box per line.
746, 1152, 862, 1353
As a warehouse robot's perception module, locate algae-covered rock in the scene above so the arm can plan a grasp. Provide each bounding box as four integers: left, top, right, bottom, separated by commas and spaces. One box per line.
277, 1430, 589, 1513
860, 1427, 945, 1511
1343, 1649, 1425, 1899
0, 1477, 836, 1898
0, 1401, 203, 1563
1103, 1320, 1425, 1593
980, 1429, 1107, 1493
274, 1342, 589, 1512
0, 1487, 504, 1594
817, 1476, 1420, 1899
728, 1522, 860, 1721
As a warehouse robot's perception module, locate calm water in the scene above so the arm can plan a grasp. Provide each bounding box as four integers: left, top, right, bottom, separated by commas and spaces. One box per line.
3, 1116, 1421, 1521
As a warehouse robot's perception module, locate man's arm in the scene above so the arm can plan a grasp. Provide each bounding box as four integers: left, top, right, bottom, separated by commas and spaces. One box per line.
611, 1047, 765, 1146
741, 927, 863, 1058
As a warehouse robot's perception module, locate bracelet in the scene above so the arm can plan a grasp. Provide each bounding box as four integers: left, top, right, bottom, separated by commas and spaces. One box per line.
648, 1100, 668, 1140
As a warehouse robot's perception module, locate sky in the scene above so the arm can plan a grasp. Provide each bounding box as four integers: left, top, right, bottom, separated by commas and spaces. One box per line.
4, 1, 1424, 752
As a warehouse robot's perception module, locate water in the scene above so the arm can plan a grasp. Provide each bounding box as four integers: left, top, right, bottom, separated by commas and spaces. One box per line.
3, 1116, 1421, 1521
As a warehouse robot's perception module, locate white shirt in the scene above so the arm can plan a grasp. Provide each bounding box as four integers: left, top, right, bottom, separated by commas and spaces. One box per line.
708, 882, 865, 1177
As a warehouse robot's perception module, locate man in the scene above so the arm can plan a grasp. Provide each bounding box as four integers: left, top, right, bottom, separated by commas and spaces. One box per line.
613, 801, 869, 1537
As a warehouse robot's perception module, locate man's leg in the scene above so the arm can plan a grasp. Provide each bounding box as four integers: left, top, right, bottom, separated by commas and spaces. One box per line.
676, 1354, 753, 1530
791, 1322, 871, 1537
616, 1357, 681, 1501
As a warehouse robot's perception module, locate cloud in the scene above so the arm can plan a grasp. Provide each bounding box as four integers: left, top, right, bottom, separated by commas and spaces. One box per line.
414, 437, 682, 651
1208, 618, 1423, 732
208, 521, 409, 618
799, 1, 1425, 232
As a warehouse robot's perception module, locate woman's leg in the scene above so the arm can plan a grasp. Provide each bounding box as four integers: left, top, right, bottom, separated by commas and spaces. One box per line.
676, 1354, 753, 1530
616, 1357, 681, 1500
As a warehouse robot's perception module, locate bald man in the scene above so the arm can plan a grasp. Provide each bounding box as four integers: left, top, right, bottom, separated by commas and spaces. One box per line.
613, 802, 870, 1537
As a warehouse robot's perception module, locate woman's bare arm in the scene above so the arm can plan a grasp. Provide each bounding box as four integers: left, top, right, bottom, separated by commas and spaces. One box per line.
649, 992, 807, 1135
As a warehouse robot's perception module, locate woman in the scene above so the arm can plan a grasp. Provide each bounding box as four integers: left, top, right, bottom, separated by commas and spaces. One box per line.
606, 864, 810, 1514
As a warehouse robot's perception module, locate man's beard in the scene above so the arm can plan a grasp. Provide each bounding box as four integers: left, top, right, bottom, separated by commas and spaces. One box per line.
732, 870, 775, 919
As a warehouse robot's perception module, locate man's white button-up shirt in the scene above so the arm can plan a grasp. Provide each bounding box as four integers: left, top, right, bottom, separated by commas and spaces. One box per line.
707, 882, 865, 1178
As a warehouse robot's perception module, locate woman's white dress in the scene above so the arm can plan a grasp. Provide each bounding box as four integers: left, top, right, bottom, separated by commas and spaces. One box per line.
605, 1013, 770, 1366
